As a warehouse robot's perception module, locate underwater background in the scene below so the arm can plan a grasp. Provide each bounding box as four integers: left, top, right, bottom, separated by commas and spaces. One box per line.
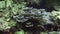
0, 0, 60, 34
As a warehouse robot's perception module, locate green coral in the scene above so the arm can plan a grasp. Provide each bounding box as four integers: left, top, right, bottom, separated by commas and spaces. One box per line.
0, 1, 5, 8
0, 0, 26, 31
12, 2, 26, 15
51, 11, 60, 20
0, 18, 10, 31
15, 30, 24, 34
51, 5, 60, 20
